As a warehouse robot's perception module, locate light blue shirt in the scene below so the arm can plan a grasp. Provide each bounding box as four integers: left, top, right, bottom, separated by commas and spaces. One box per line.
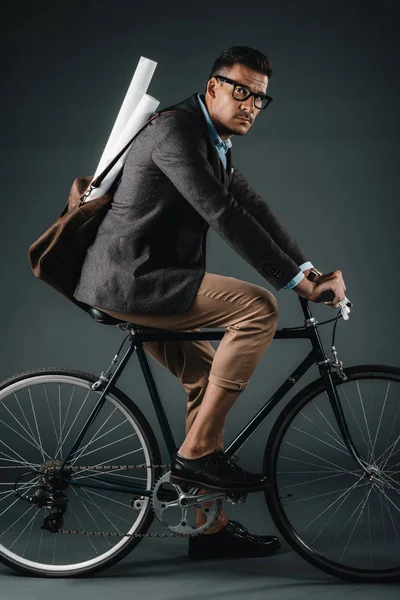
196, 93, 313, 289
197, 93, 232, 169
282, 261, 314, 289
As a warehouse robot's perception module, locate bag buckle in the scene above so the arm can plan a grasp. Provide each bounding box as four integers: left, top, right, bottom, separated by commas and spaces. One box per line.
80, 183, 96, 205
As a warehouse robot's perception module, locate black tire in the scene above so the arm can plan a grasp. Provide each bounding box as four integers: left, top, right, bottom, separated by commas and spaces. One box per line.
0, 368, 162, 577
263, 364, 400, 583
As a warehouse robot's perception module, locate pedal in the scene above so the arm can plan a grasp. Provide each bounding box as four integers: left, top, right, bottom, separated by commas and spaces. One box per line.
169, 477, 194, 493
226, 492, 248, 505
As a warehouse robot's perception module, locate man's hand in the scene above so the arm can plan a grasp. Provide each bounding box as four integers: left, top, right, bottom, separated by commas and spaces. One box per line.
310, 270, 347, 308
293, 270, 347, 308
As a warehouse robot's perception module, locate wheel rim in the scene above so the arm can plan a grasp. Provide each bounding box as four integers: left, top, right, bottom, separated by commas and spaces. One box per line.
271, 372, 400, 576
0, 374, 154, 573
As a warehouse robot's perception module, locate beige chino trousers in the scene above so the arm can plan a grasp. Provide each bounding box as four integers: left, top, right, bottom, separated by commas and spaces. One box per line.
94, 272, 279, 534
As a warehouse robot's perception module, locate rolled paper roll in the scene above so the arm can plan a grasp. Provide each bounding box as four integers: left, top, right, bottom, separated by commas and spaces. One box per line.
84, 93, 160, 202
93, 56, 157, 180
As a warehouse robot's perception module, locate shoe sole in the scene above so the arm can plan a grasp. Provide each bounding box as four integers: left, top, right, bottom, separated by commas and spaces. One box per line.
170, 474, 269, 493
188, 543, 280, 560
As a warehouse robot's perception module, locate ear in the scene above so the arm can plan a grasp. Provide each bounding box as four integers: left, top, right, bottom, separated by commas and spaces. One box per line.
206, 77, 218, 99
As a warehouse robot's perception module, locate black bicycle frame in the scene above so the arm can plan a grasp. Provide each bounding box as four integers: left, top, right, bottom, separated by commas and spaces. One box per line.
61, 297, 367, 497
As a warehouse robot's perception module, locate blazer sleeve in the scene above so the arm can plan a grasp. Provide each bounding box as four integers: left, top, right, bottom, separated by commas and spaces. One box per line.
228, 167, 311, 268
150, 112, 302, 291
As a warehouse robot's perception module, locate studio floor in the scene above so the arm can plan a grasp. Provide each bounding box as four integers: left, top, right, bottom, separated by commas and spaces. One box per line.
1, 516, 399, 600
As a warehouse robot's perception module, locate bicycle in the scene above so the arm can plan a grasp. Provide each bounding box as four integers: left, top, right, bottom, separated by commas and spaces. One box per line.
0, 283, 399, 583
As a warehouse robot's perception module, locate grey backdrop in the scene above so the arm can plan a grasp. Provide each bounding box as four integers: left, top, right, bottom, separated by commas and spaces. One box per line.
1, 0, 399, 595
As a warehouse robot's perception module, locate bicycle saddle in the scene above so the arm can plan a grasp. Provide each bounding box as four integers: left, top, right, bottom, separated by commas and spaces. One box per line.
86, 305, 129, 326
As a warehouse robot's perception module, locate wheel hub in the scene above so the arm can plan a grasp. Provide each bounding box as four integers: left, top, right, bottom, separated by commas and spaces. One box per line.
22, 459, 73, 532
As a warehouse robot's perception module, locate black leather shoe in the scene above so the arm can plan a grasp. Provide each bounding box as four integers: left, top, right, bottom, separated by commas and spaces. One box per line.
170, 449, 269, 492
188, 519, 281, 560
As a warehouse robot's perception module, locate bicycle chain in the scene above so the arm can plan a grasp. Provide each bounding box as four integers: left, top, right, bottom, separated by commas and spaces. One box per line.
59, 463, 217, 539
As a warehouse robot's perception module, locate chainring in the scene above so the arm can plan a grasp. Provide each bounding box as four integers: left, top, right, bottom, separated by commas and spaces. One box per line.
151, 471, 224, 535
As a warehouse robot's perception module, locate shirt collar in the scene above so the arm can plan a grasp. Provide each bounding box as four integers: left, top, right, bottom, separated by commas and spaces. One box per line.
197, 93, 232, 154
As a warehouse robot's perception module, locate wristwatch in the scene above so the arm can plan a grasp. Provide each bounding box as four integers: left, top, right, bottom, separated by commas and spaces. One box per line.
306, 268, 323, 282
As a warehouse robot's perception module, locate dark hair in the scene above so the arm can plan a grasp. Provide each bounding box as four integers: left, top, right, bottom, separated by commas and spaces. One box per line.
208, 46, 273, 81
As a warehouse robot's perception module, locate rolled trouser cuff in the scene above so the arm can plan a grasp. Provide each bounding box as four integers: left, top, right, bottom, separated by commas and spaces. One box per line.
208, 372, 249, 391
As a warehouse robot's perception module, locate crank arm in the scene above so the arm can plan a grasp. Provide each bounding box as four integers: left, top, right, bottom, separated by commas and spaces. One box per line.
179, 491, 226, 508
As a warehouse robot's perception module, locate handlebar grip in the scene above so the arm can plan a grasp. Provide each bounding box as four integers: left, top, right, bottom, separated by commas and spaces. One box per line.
306, 270, 335, 303
319, 289, 335, 302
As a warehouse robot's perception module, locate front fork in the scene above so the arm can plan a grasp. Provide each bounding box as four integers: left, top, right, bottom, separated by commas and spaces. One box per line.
301, 309, 371, 476
318, 355, 370, 475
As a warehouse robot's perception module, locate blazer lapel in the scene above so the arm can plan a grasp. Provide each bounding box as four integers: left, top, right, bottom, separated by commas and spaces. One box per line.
165, 93, 233, 186
226, 147, 232, 177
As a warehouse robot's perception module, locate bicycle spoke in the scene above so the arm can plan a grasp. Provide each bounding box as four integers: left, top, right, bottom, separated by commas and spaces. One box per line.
299, 476, 365, 536
283, 440, 353, 474
278, 453, 358, 474
77, 488, 127, 532
0, 475, 38, 511
28, 387, 46, 462
0, 502, 36, 540
42, 384, 62, 458
58, 384, 62, 461
58, 388, 92, 457
22, 510, 38, 558
0, 463, 40, 469
284, 482, 366, 507
0, 373, 156, 574
0, 441, 42, 469
370, 382, 390, 462
380, 401, 400, 471
52, 526, 57, 565
13, 392, 37, 444
71, 487, 113, 547
68, 503, 98, 555
76, 489, 135, 531
272, 373, 400, 578
70, 408, 120, 464
338, 486, 374, 563
1, 401, 51, 457
355, 381, 376, 463
376, 434, 400, 470
81, 488, 139, 517
340, 387, 372, 462
72, 467, 147, 483
290, 424, 354, 457
302, 403, 347, 450
373, 486, 400, 542
380, 470, 400, 493
282, 470, 352, 490
9, 511, 38, 552
0, 416, 51, 460
71, 433, 137, 463
54, 385, 75, 460
70, 414, 115, 464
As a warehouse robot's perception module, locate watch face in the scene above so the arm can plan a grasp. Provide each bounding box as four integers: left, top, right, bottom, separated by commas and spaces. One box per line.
307, 269, 321, 281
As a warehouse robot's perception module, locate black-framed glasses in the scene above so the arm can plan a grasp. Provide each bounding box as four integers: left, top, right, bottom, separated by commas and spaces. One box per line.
214, 75, 273, 110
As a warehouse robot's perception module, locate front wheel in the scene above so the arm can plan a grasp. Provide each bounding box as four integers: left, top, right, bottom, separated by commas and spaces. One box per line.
0, 368, 162, 577
263, 364, 400, 583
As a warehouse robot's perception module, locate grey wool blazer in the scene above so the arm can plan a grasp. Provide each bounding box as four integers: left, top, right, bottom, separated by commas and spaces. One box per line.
73, 93, 311, 315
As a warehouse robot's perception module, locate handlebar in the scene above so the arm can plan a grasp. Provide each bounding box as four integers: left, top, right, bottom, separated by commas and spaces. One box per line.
320, 289, 335, 302
306, 271, 353, 320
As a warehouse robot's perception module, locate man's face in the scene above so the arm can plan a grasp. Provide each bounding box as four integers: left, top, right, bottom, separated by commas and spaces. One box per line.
205, 63, 269, 138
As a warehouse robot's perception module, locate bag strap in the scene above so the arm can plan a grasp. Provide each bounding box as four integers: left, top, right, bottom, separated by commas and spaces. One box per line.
89, 108, 184, 190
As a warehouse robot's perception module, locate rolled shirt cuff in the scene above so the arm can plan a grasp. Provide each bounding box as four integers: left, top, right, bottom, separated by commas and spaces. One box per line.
282, 261, 314, 289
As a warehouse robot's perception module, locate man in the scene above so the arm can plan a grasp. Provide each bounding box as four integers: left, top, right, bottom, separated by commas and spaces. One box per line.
73, 46, 346, 560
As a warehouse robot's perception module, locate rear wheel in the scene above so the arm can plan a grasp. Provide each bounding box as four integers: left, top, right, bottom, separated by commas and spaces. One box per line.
264, 365, 400, 583
0, 368, 162, 577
